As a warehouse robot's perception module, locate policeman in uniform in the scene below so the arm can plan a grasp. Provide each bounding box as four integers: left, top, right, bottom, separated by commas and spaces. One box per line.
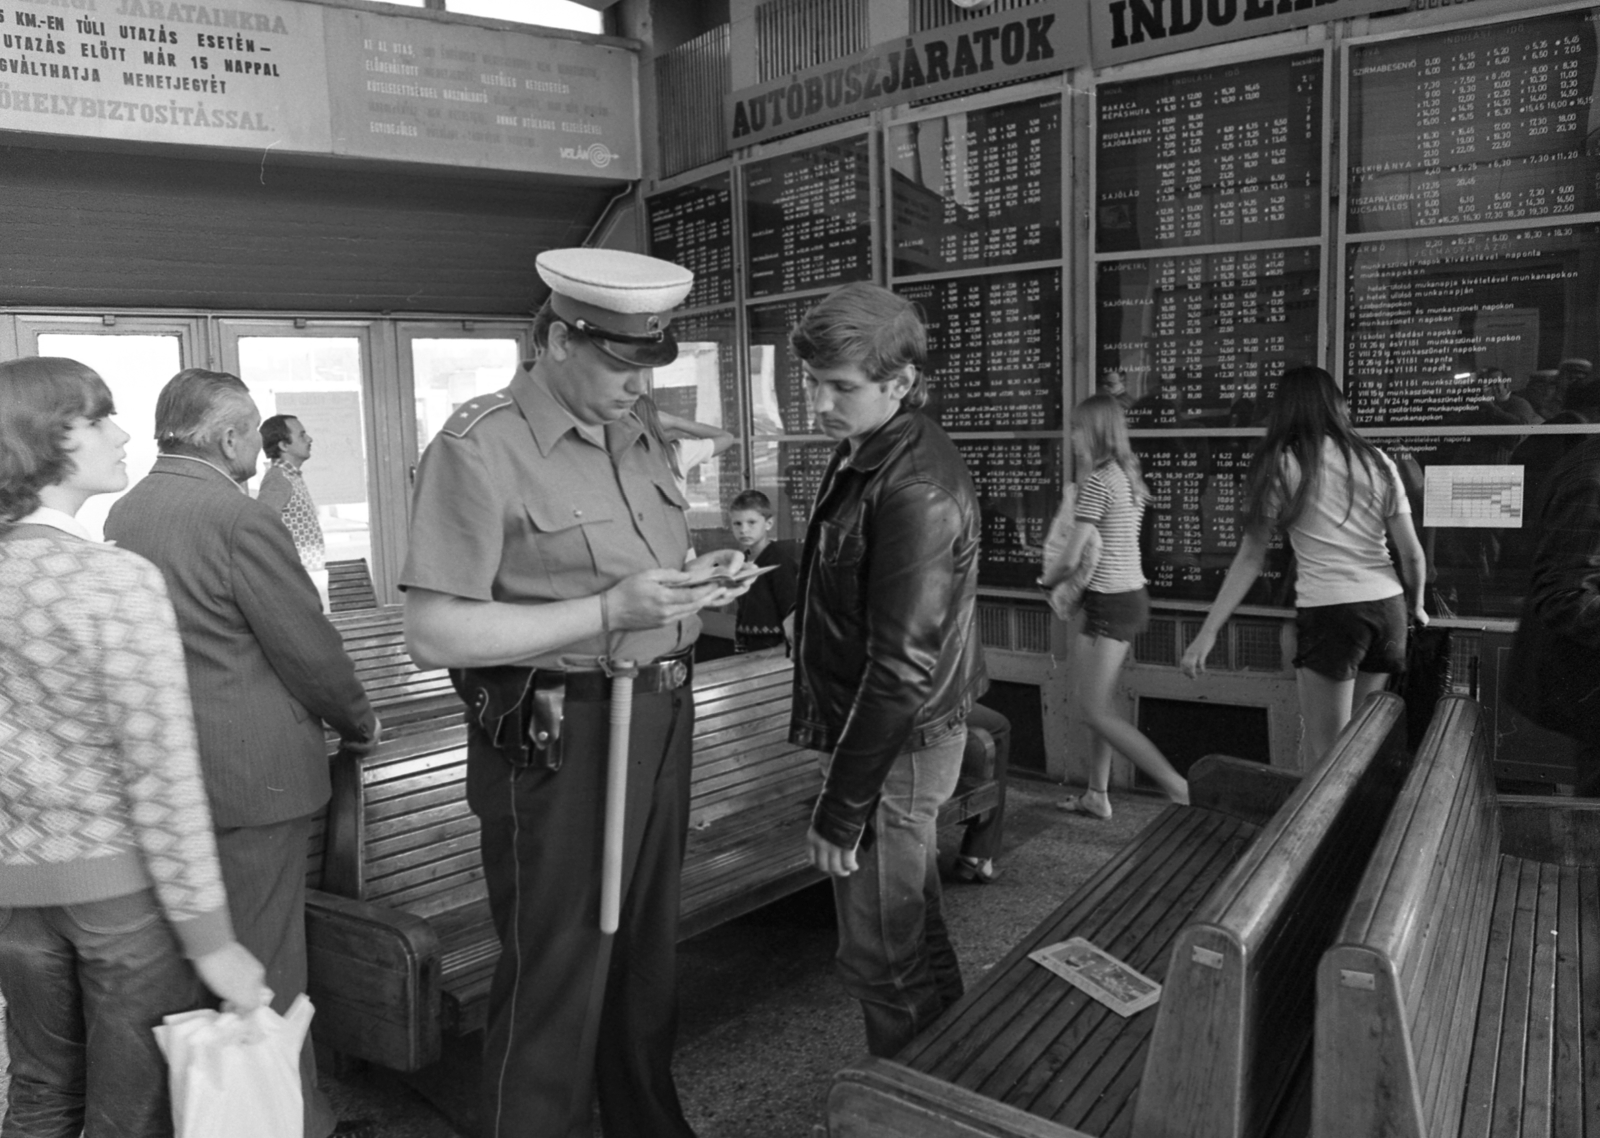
402, 248, 741, 1138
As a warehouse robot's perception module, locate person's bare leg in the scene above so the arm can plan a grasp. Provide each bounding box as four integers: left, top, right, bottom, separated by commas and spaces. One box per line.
1296, 668, 1356, 767
1076, 632, 1189, 804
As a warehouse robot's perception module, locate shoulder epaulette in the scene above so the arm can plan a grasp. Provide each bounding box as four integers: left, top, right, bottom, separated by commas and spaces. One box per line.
440, 391, 516, 438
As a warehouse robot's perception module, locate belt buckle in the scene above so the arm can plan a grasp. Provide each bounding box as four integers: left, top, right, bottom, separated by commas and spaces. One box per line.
662, 658, 688, 691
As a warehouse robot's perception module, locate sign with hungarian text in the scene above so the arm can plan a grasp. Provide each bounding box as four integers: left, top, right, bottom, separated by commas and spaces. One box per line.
727, 0, 1086, 148
0, 0, 638, 179
1089, 0, 1400, 68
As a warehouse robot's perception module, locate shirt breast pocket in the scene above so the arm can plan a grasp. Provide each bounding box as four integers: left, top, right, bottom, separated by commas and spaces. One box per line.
521, 497, 614, 599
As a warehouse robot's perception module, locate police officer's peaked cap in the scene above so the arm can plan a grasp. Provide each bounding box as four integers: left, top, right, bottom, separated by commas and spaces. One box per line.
537, 248, 694, 367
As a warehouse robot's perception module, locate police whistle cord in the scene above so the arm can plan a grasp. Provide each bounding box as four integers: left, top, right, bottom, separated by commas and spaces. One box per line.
601, 658, 637, 934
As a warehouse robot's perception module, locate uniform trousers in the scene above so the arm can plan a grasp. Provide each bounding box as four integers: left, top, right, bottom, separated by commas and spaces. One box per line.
469, 683, 697, 1138
214, 816, 334, 1138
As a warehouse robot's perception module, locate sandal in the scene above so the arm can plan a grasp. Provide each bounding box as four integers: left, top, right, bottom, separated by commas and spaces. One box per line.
1056, 790, 1112, 820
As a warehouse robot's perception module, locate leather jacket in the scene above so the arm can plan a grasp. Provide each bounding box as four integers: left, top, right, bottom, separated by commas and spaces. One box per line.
790, 407, 987, 848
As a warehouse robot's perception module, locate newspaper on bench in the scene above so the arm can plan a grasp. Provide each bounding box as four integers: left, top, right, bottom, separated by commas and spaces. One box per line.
1029, 936, 1161, 1017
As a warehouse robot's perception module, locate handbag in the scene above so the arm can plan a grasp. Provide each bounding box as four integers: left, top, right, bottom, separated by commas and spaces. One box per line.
1039, 484, 1102, 620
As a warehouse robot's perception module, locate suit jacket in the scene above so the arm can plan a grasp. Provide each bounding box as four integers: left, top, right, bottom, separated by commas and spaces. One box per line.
106, 456, 375, 828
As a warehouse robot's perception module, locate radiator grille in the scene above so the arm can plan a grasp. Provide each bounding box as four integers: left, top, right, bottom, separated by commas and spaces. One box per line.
656, 26, 730, 178
977, 601, 1053, 654
911, 0, 1045, 31
1014, 605, 1052, 654
1233, 619, 1283, 672
1134, 616, 1178, 666
977, 602, 1011, 651
755, 0, 868, 83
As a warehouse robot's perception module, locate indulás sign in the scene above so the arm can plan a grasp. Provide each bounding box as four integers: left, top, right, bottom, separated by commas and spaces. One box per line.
727, 0, 1086, 148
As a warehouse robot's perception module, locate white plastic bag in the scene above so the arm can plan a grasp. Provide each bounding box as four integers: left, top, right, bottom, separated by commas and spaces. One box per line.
1039, 485, 1102, 620
154, 995, 314, 1138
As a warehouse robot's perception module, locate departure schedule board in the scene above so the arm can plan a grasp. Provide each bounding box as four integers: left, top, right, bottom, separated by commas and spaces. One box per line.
1096, 50, 1324, 253
748, 298, 816, 436
1135, 438, 1294, 605
771, 440, 837, 540
1346, 8, 1600, 233
745, 136, 873, 298
889, 95, 1063, 276
900, 269, 1064, 431
1100, 247, 1321, 428
647, 175, 735, 310
1344, 223, 1600, 425
954, 438, 1064, 589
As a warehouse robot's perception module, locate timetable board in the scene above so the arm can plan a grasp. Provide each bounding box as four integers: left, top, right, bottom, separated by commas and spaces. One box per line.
901, 269, 1065, 431
772, 440, 837, 539
954, 438, 1064, 589
889, 95, 1064, 277
748, 298, 816, 436
647, 175, 736, 310
657, 310, 741, 434
1343, 223, 1600, 426
1346, 8, 1600, 233
1099, 246, 1321, 428
1096, 50, 1324, 253
745, 136, 873, 298
1134, 437, 1293, 605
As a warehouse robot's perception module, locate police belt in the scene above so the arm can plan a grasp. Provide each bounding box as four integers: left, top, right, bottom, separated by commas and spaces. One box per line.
452, 651, 692, 770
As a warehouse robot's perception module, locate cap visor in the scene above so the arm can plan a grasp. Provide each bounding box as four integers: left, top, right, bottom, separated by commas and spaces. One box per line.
591, 332, 679, 367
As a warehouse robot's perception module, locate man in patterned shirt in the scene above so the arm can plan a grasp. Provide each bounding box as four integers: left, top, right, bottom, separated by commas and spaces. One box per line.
258, 414, 329, 607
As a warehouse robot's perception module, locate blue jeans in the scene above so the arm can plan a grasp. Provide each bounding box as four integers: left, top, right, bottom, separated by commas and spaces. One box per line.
0, 890, 203, 1138
830, 727, 966, 1057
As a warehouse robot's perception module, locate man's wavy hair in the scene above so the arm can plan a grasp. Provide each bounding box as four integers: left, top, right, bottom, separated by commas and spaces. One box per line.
788, 283, 929, 408
0, 357, 115, 524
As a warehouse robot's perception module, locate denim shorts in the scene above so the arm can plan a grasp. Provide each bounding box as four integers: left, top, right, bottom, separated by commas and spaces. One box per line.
1081, 587, 1151, 643
1293, 594, 1408, 680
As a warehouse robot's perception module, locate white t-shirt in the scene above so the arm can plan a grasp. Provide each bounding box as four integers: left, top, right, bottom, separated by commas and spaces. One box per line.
671, 437, 718, 497
1267, 439, 1409, 607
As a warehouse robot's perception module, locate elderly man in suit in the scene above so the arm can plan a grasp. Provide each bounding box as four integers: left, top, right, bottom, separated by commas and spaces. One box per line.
106, 368, 380, 1138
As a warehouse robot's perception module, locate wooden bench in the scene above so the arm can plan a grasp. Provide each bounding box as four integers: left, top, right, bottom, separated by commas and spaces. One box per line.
1311, 695, 1600, 1138
830, 691, 1412, 1138
305, 648, 1001, 1071
326, 557, 379, 612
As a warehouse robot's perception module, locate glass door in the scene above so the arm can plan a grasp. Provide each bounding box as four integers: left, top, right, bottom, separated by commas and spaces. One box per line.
12, 315, 201, 540
216, 321, 393, 598
397, 321, 527, 463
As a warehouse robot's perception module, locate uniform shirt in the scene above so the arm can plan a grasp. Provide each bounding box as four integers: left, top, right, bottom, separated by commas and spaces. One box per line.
1076, 461, 1147, 594
257, 459, 326, 572
400, 368, 698, 667
1264, 439, 1408, 608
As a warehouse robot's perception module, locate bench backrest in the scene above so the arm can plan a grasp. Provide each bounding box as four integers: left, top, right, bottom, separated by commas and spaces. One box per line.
1132, 691, 1411, 1138
327, 558, 379, 611
1311, 697, 1497, 1138
329, 606, 458, 724
319, 651, 819, 919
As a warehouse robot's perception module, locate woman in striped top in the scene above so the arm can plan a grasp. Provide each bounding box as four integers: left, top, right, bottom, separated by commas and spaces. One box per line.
1054, 395, 1189, 819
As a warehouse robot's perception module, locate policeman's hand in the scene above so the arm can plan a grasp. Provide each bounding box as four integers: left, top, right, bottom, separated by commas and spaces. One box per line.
607, 568, 722, 630
194, 941, 272, 1014
685, 548, 753, 606
1179, 629, 1216, 680
805, 827, 860, 878
343, 715, 383, 758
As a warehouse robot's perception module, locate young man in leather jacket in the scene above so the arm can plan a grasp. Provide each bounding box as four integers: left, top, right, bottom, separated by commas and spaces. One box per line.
787, 282, 987, 1057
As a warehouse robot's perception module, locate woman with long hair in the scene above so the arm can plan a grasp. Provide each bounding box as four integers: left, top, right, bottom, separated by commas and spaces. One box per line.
1055, 395, 1189, 819
1180, 366, 1428, 763
0, 357, 266, 1136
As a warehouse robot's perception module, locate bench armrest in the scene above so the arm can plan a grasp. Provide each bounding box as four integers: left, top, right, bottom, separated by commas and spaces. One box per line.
830, 1058, 1093, 1138
305, 889, 442, 1072
1188, 754, 1302, 826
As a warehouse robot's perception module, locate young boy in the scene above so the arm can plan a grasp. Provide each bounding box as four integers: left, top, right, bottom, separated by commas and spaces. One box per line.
728, 490, 799, 653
